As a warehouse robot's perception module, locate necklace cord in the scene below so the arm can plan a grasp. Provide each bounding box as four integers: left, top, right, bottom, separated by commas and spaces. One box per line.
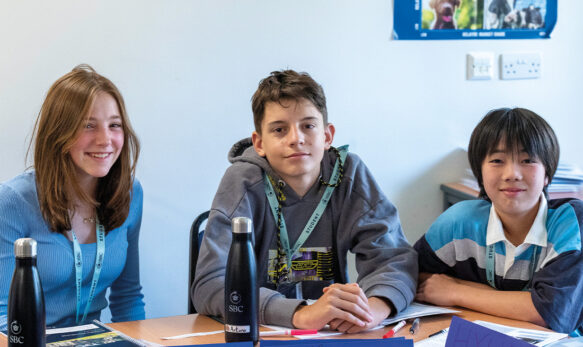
268, 146, 344, 285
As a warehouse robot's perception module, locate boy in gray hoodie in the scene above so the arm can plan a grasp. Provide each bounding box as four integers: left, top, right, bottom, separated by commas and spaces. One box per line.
192, 70, 417, 333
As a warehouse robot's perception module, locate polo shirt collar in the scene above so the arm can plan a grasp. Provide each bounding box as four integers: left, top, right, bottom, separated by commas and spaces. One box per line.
486, 194, 548, 247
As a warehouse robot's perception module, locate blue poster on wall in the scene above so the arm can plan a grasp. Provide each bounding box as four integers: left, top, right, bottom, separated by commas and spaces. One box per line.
393, 0, 557, 40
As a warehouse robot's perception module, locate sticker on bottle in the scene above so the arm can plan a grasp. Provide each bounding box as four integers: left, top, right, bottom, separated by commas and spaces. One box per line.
225, 324, 251, 333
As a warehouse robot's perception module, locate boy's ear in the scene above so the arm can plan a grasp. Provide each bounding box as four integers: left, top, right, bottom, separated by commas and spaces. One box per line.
544, 175, 549, 186
251, 131, 266, 157
324, 123, 335, 150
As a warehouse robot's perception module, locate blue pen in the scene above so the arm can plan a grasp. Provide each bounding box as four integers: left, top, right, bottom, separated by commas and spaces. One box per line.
429, 328, 448, 337
409, 318, 420, 334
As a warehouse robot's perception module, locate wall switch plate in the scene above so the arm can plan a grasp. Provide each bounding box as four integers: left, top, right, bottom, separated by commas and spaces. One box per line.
500, 52, 541, 80
467, 52, 494, 80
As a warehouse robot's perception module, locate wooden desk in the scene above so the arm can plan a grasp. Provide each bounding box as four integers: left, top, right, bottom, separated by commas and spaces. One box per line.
440, 182, 583, 211
0, 308, 553, 346
108, 309, 553, 344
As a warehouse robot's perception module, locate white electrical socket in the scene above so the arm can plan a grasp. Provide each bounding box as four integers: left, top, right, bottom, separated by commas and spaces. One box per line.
500, 52, 541, 80
467, 52, 494, 80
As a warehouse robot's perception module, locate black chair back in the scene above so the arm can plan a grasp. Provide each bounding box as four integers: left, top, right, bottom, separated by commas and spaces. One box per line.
188, 210, 210, 314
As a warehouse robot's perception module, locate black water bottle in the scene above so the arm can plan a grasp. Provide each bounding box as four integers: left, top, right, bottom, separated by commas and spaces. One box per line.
8, 238, 46, 347
224, 217, 258, 344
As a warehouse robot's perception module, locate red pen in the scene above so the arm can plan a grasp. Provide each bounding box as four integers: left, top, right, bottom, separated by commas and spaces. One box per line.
260, 329, 318, 336
382, 320, 406, 339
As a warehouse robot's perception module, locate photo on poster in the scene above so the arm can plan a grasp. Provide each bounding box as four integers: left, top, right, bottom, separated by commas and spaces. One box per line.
393, 0, 555, 39
484, 0, 546, 29
422, 0, 483, 30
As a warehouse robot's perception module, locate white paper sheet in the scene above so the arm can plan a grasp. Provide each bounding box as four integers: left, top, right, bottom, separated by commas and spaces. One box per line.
381, 302, 459, 326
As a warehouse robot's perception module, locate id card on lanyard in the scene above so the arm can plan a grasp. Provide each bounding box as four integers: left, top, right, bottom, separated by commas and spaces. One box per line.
71, 220, 105, 325
264, 146, 348, 272
486, 243, 540, 291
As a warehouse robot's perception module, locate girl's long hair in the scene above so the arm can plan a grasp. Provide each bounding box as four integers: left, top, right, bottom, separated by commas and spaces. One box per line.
31, 64, 140, 234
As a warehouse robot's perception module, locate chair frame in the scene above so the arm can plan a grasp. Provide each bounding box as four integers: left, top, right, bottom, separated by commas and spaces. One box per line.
188, 210, 210, 314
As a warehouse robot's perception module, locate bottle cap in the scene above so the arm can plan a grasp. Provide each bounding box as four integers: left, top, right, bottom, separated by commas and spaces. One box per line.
232, 217, 253, 234
14, 238, 37, 258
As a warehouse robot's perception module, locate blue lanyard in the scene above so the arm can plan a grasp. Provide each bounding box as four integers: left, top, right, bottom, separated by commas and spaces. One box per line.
264, 146, 348, 269
486, 243, 540, 291
71, 221, 105, 325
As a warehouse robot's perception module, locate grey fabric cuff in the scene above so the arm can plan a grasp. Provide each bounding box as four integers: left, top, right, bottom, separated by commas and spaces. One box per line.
366, 285, 409, 316
262, 295, 306, 328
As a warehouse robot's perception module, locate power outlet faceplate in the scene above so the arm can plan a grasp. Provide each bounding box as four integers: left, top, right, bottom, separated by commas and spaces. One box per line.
500, 52, 541, 80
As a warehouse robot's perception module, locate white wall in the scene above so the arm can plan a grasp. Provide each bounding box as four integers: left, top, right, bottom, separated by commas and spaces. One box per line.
1, 1, 582, 320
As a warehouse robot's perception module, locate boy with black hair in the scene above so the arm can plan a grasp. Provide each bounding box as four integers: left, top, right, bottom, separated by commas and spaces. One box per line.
193, 70, 417, 332
414, 108, 583, 334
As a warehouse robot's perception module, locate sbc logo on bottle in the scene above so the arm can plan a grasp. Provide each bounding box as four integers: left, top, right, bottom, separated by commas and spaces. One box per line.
228, 291, 244, 313
9, 320, 24, 344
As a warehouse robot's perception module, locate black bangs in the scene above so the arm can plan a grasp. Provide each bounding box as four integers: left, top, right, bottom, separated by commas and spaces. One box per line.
488, 109, 546, 159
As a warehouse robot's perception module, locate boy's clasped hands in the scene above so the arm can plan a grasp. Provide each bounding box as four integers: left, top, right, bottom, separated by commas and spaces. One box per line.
292, 283, 391, 333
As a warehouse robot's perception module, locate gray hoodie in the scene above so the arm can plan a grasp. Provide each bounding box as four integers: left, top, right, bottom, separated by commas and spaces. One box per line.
192, 138, 417, 327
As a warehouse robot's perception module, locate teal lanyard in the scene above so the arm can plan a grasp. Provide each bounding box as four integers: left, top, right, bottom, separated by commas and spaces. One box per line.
486, 243, 540, 291
264, 146, 348, 269
71, 221, 105, 325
